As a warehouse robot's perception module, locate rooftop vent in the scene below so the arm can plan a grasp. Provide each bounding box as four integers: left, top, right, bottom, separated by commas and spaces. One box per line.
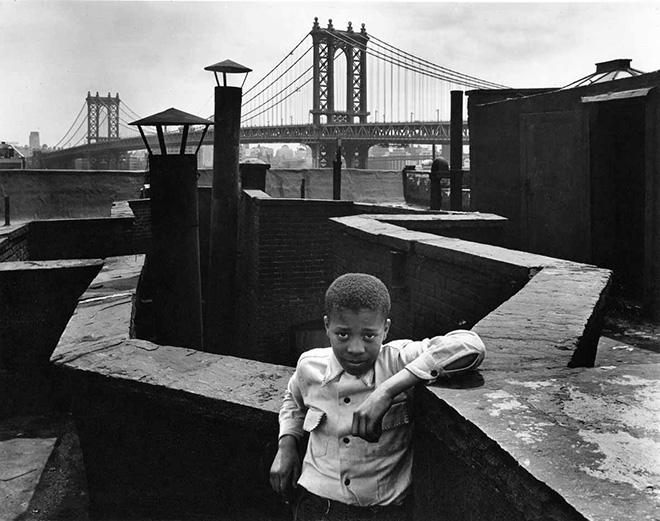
562, 59, 645, 89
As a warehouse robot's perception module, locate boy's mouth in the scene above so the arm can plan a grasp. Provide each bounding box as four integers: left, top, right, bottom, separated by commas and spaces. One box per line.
343, 358, 367, 368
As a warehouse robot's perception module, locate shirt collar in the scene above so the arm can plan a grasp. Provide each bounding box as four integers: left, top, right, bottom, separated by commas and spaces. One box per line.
323, 353, 375, 387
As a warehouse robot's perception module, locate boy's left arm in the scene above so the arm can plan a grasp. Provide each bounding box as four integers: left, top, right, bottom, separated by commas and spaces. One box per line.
351, 329, 485, 442
351, 369, 422, 442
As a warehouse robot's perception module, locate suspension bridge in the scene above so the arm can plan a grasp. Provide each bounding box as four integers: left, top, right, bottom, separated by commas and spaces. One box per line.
39, 18, 507, 169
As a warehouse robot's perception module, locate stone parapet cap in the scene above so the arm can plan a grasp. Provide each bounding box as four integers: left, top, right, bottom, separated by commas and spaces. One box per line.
243, 189, 355, 208
0, 258, 103, 273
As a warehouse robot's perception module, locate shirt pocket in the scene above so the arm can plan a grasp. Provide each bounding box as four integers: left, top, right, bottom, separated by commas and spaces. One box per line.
381, 401, 411, 431
358, 400, 412, 458
303, 407, 329, 457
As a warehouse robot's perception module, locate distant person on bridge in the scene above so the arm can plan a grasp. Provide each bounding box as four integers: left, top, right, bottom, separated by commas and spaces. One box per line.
270, 273, 485, 520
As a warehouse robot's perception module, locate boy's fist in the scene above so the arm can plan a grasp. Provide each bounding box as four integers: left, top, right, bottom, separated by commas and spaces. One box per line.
269, 435, 300, 504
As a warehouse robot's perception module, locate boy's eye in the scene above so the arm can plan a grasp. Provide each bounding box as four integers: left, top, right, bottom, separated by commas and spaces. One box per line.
364, 334, 377, 340
337, 333, 349, 340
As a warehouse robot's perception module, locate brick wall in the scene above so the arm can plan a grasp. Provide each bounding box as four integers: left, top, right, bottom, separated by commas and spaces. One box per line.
236, 192, 509, 365
237, 191, 354, 364
127, 199, 152, 254
27, 217, 135, 260
1, 216, 137, 262
329, 216, 528, 342
0, 224, 29, 261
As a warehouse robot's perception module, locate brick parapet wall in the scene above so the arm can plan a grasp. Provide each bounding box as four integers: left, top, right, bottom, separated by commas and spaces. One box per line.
330, 214, 611, 366
0, 169, 147, 222
329, 215, 529, 342
127, 199, 151, 254
27, 217, 136, 260
0, 203, 138, 262
237, 192, 509, 364
237, 190, 354, 364
0, 224, 30, 261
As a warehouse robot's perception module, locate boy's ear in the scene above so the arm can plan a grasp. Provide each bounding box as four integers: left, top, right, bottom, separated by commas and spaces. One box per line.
323, 315, 330, 331
384, 318, 391, 336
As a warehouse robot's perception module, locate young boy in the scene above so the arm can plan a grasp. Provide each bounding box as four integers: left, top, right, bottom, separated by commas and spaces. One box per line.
270, 273, 485, 520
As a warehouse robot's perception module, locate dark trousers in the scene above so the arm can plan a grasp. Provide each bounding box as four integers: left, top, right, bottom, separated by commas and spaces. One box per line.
292, 488, 413, 521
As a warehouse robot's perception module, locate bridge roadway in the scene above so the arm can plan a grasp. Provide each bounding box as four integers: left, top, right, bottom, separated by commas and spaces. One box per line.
40, 121, 468, 166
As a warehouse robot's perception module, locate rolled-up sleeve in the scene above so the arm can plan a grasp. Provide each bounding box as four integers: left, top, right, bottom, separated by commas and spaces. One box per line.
278, 368, 307, 441
404, 329, 485, 383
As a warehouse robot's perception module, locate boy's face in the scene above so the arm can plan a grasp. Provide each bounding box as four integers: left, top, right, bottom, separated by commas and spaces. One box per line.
324, 307, 390, 376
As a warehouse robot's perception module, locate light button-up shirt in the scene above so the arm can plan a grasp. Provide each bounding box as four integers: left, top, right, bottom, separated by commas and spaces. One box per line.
278, 330, 485, 507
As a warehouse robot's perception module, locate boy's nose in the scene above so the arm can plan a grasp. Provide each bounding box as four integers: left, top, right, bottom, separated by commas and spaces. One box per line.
347, 339, 365, 354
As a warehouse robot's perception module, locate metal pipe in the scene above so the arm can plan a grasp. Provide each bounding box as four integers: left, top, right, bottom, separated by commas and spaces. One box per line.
179, 124, 189, 155
450, 91, 463, 211
4, 196, 9, 226
156, 125, 167, 155
333, 139, 342, 200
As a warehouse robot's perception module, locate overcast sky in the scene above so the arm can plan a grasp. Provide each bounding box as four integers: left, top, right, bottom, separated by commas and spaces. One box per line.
2, 1, 660, 147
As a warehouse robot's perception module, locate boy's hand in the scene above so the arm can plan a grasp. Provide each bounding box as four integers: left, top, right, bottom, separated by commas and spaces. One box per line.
351, 387, 393, 442
269, 435, 300, 504
352, 369, 423, 442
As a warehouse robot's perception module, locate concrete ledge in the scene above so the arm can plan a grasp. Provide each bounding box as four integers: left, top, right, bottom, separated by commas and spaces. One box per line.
243, 189, 355, 209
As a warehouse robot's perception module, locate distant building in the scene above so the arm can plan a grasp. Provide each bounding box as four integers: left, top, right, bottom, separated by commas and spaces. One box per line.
29, 131, 40, 150
0, 142, 26, 169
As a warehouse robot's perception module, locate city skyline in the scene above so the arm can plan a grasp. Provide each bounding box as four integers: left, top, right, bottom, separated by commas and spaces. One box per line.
2, 1, 660, 147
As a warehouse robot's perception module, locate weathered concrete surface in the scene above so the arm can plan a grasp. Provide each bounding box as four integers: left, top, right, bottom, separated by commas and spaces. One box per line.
0, 437, 57, 521
79, 254, 144, 302
266, 168, 405, 203
425, 339, 660, 521
0, 170, 147, 223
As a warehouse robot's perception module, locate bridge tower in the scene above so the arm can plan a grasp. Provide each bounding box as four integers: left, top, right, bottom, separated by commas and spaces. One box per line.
87, 92, 120, 144
310, 18, 371, 168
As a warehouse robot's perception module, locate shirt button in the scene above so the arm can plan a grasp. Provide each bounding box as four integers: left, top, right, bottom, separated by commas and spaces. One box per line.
431, 370, 438, 377
344, 478, 351, 486
343, 437, 350, 444
343, 397, 351, 404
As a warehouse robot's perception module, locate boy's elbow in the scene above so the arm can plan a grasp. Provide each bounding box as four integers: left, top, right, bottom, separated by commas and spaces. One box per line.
444, 330, 486, 374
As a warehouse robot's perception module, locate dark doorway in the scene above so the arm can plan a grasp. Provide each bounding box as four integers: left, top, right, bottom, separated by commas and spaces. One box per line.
590, 98, 646, 301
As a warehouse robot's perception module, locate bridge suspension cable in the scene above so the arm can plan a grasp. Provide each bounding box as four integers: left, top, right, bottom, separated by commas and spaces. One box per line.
367, 33, 509, 89
53, 101, 87, 149
240, 34, 314, 127
58, 110, 88, 149
321, 27, 507, 122
244, 33, 311, 99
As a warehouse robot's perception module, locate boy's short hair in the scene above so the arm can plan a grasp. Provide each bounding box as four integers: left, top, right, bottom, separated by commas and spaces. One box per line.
325, 273, 391, 318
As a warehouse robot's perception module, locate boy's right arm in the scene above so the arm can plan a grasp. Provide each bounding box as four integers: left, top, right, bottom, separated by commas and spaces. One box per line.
271, 367, 306, 503
269, 434, 300, 504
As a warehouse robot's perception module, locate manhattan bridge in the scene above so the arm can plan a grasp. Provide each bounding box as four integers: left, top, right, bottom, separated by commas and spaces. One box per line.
40, 18, 507, 169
